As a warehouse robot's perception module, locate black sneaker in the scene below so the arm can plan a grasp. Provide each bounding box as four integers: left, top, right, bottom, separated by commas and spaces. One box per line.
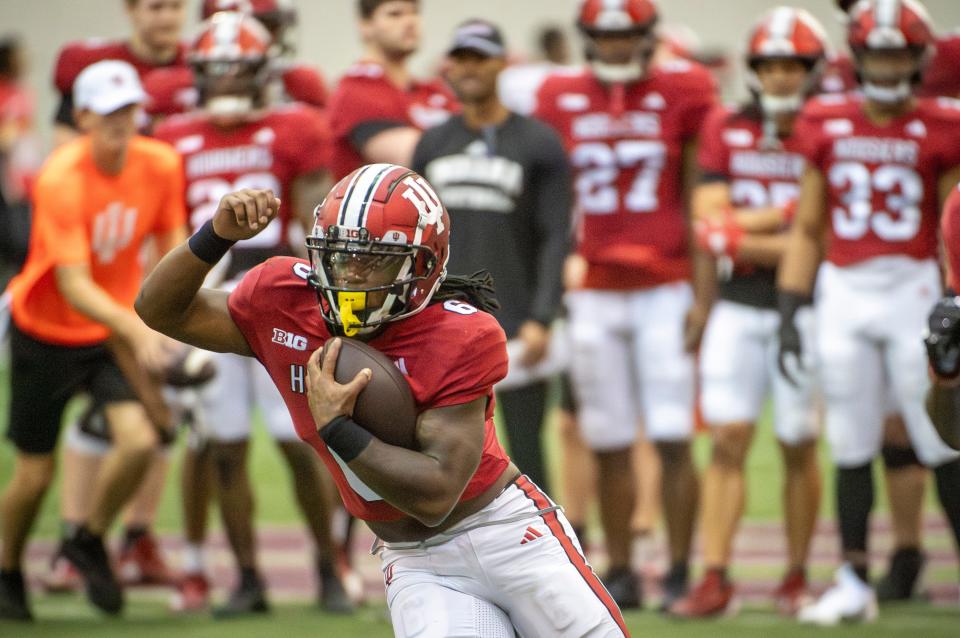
213, 571, 269, 618
602, 566, 642, 610
317, 559, 354, 614
0, 570, 33, 621
877, 548, 926, 602
659, 562, 689, 612
61, 528, 123, 615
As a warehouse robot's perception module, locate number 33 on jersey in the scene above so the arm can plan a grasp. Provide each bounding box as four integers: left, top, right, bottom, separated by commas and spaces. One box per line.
534, 61, 717, 289
795, 94, 960, 267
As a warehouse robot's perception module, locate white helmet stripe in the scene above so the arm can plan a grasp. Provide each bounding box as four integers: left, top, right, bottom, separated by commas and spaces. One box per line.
876, 0, 899, 29
768, 6, 796, 43
339, 163, 394, 228
336, 167, 365, 226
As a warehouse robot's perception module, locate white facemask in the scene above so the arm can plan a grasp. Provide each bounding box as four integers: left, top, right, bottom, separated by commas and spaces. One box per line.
760, 93, 804, 115
590, 60, 645, 83
862, 80, 912, 104
205, 95, 254, 116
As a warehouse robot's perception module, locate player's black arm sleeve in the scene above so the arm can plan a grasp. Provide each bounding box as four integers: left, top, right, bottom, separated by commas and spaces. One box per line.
136, 243, 254, 356
345, 398, 486, 527
349, 120, 410, 153
527, 128, 573, 326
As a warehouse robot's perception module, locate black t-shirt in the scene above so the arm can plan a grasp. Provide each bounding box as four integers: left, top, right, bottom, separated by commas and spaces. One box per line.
413, 113, 572, 337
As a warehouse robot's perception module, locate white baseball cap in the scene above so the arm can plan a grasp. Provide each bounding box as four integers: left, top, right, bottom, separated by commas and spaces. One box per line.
73, 60, 147, 115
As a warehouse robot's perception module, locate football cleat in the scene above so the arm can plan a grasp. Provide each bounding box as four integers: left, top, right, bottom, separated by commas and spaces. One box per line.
117, 533, 174, 586
169, 572, 211, 613
772, 568, 812, 616
668, 569, 738, 618
797, 564, 878, 626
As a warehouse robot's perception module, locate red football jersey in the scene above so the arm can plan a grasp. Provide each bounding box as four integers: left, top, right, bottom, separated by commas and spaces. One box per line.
327, 61, 458, 179
698, 104, 805, 208
153, 105, 329, 263
227, 256, 511, 521
921, 33, 960, 99
53, 38, 189, 97
143, 66, 197, 120
942, 182, 960, 291
795, 94, 960, 267
274, 60, 327, 108
535, 61, 717, 289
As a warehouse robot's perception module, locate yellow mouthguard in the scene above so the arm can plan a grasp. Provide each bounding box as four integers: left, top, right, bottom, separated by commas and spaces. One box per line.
337, 292, 366, 337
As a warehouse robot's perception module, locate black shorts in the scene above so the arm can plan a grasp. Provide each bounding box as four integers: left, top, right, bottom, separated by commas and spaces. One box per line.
7, 321, 137, 454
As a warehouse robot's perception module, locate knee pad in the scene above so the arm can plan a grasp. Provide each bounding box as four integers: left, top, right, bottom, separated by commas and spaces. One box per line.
881, 445, 922, 470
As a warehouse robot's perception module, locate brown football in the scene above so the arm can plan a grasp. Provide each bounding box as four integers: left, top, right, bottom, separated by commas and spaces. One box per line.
323, 338, 418, 449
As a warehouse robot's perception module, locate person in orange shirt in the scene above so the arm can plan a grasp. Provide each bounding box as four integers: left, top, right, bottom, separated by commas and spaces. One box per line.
0, 59, 187, 621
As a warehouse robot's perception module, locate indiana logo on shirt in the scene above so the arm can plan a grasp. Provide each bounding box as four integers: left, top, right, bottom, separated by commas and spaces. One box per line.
91, 202, 138, 264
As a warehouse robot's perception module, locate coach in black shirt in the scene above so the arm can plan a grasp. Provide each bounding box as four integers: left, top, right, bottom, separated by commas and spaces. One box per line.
413, 19, 571, 493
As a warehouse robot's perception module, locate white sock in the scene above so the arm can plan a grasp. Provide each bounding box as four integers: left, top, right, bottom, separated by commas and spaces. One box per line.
182, 543, 206, 575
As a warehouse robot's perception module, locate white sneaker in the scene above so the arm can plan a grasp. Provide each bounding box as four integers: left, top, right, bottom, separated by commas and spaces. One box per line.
798, 564, 878, 626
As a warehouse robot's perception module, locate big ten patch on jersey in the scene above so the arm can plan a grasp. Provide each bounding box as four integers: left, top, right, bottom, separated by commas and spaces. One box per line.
422, 139, 525, 214
797, 96, 960, 266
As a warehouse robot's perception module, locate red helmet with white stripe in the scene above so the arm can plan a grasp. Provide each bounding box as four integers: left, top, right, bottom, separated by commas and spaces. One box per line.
201, 0, 297, 55
577, 0, 658, 34
306, 164, 450, 337
846, 0, 934, 102
746, 7, 829, 114
577, 0, 660, 83
189, 12, 272, 116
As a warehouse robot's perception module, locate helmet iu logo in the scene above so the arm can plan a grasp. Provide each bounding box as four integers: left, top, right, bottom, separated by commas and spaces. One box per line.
91, 202, 138, 264
401, 175, 445, 234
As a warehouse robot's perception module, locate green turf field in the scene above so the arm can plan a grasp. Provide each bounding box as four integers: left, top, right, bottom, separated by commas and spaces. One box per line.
1, 390, 958, 636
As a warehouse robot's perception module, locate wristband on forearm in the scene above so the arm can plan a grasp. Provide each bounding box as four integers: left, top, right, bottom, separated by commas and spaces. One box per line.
777, 290, 812, 324
320, 415, 373, 462
188, 220, 236, 265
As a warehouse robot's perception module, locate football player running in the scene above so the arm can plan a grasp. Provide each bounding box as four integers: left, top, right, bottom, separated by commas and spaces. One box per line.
535, 0, 717, 609
151, 12, 348, 615
777, 0, 960, 625
669, 7, 828, 618
135, 164, 631, 637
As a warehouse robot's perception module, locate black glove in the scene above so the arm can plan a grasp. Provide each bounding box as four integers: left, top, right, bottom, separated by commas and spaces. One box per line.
925, 295, 960, 380
777, 291, 811, 387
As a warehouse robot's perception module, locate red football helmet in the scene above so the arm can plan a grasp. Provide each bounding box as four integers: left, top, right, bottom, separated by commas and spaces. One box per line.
189, 12, 272, 116
846, 0, 934, 102
201, 0, 297, 55
306, 164, 450, 337
577, 0, 660, 83
745, 7, 829, 114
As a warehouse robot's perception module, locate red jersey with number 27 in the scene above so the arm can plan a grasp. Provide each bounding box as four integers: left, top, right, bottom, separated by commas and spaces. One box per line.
794, 94, 960, 267
535, 61, 716, 289
227, 256, 511, 521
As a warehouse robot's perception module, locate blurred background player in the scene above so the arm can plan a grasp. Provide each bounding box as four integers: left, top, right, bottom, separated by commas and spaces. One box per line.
327, 0, 458, 178
0, 35, 40, 285
535, 0, 717, 610
143, 0, 329, 127
669, 7, 828, 618
412, 19, 572, 496
0, 60, 186, 620
498, 24, 577, 116
51, 0, 188, 146
152, 11, 348, 616
777, 0, 960, 625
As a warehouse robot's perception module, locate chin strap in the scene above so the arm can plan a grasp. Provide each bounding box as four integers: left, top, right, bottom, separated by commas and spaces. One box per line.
590, 60, 645, 84
337, 292, 366, 337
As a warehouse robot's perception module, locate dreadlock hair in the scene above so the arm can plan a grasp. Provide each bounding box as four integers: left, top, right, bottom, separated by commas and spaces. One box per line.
431, 271, 500, 314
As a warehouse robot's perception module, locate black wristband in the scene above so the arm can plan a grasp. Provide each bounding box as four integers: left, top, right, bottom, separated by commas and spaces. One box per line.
320, 415, 373, 463
188, 219, 236, 265
777, 290, 812, 324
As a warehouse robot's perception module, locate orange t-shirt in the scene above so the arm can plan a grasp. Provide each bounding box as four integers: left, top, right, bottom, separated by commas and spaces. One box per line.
7, 135, 186, 346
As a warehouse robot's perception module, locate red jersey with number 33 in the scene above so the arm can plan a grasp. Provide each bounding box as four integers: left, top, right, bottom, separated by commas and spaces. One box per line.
153, 105, 329, 249
535, 61, 716, 289
227, 257, 510, 521
795, 94, 960, 267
